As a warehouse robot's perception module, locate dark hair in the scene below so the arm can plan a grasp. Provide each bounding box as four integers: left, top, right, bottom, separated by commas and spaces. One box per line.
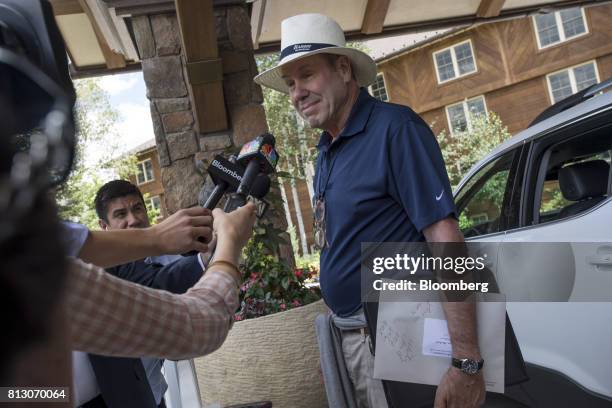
94, 180, 145, 221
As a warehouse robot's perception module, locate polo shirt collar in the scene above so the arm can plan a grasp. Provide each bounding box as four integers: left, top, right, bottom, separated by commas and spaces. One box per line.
317, 88, 375, 150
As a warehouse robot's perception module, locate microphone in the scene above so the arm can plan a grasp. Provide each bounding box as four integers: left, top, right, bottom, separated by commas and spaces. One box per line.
183, 155, 272, 256
202, 155, 243, 209
182, 155, 244, 256
223, 173, 271, 213
231, 133, 279, 208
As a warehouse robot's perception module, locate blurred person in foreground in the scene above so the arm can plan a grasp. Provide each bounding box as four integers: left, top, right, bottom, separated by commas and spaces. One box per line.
0, 0, 255, 393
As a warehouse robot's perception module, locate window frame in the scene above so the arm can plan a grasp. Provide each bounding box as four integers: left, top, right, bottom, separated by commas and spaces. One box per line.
432, 39, 478, 84
455, 145, 525, 238
519, 108, 612, 228
148, 195, 161, 212
136, 158, 155, 185
532, 7, 589, 50
369, 72, 389, 102
545, 60, 600, 105
445, 95, 488, 136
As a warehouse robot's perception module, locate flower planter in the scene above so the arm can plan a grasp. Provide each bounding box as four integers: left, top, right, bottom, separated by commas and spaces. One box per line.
194, 299, 329, 408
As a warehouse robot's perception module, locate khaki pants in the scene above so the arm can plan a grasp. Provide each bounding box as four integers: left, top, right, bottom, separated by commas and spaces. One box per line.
341, 329, 389, 408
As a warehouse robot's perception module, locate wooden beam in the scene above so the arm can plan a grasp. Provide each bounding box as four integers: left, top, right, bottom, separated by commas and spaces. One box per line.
477, 0, 506, 18
251, 0, 266, 50
175, 0, 228, 133
361, 0, 391, 35
77, 0, 126, 69
49, 0, 83, 15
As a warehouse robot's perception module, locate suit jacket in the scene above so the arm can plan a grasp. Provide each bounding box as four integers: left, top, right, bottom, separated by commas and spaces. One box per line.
88, 256, 203, 408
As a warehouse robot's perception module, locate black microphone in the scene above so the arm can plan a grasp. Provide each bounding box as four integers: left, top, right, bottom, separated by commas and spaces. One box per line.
223, 173, 271, 213
202, 155, 243, 209
232, 133, 279, 208
182, 155, 244, 256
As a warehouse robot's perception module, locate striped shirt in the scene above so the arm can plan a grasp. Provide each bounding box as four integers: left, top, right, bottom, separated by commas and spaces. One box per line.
66, 258, 238, 360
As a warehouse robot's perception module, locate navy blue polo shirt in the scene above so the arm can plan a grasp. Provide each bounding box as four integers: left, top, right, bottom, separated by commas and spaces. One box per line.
314, 89, 457, 317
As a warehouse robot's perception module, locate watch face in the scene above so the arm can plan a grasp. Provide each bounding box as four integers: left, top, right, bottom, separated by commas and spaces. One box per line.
461, 359, 479, 374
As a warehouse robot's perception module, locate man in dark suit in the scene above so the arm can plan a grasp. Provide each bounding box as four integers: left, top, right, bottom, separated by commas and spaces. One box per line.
74, 180, 210, 408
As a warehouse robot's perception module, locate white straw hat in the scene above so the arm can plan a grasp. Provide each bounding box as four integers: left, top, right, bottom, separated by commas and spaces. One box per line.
254, 13, 377, 94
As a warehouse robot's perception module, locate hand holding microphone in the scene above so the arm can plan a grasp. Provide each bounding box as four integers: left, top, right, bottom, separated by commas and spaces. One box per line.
184, 133, 279, 255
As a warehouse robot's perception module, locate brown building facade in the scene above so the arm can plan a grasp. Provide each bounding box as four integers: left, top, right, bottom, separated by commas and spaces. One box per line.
376, 3, 612, 136
128, 139, 170, 220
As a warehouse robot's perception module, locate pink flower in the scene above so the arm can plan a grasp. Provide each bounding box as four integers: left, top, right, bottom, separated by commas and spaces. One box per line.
280, 303, 286, 311
292, 299, 301, 307
295, 270, 303, 279
250, 272, 258, 281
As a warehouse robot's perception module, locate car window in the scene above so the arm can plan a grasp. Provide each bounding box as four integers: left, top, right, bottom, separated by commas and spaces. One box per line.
536, 132, 611, 224
456, 149, 518, 238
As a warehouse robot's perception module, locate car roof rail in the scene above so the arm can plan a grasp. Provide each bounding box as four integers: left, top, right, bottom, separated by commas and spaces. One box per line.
529, 77, 612, 127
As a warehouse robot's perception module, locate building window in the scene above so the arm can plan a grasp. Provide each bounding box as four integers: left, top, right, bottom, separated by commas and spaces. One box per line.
533, 7, 588, 49
137, 159, 154, 185
546, 61, 599, 104
369, 73, 388, 101
446, 95, 487, 135
148, 195, 161, 212
433, 40, 477, 84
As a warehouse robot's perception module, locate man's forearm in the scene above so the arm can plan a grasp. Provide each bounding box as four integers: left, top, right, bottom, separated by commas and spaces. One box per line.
78, 228, 161, 268
423, 217, 480, 358
441, 301, 481, 359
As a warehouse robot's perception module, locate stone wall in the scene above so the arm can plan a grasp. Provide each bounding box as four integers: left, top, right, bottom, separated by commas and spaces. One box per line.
132, 5, 270, 214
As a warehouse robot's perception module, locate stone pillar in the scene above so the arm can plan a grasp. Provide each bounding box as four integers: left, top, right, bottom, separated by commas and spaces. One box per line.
132, 4, 292, 261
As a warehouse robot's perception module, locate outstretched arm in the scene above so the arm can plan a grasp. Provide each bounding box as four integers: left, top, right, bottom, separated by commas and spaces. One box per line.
78, 207, 213, 268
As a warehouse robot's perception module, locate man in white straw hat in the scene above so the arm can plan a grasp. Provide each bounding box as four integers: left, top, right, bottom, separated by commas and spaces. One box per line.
255, 13, 485, 408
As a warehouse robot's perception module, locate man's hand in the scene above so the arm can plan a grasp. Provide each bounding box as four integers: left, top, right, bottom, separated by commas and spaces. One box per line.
149, 207, 213, 254
434, 367, 485, 408
210, 202, 257, 267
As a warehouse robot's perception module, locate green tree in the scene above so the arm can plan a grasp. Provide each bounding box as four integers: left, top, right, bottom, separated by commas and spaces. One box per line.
437, 111, 511, 188
56, 78, 137, 229
436, 111, 512, 230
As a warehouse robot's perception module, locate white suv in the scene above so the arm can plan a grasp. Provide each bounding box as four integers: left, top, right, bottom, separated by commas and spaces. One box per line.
454, 79, 612, 407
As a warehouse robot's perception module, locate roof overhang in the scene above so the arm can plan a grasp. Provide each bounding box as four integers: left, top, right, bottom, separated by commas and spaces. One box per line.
251, 0, 607, 53
50, 0, 608, 75
50, 0, 141, 78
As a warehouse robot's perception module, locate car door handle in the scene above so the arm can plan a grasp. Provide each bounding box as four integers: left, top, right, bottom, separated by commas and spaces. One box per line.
586, 255, 612, 266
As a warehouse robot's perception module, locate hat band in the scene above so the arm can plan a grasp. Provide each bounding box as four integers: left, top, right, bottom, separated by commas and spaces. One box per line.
280, 42, 336, 61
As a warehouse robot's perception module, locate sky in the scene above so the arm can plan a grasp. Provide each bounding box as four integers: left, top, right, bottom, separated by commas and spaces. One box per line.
98, 71, 153, 153
96, 32, 444, 155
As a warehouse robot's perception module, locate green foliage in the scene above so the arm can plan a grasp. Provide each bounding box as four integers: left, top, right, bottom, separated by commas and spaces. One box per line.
540, 187, 571, 213
436, 112, 511, 232
143, 193, 162, 225
236, 240, 321, 321
234, 169, 321, 320
55, 78, 137, 229
295, 251, 321, 269
437, 111, 511, 189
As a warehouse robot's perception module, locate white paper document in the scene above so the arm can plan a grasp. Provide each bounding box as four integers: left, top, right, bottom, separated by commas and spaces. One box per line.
372, 285, 506, 393
422, 318, 452, 357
